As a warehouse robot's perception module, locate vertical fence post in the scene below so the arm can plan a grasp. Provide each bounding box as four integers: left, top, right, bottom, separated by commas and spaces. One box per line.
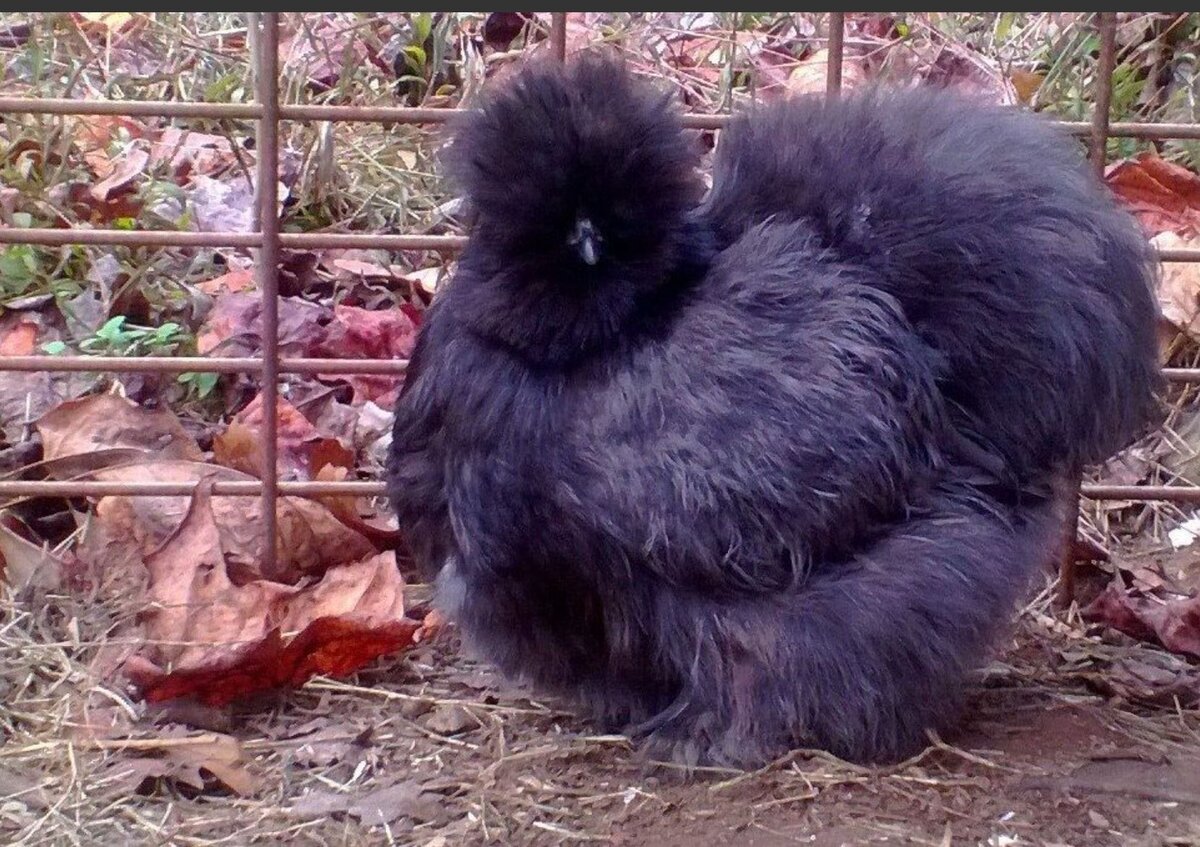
1089, 12, 1117, 180
1059, 11, 1117, 607
550, 13, 567, 62
827, 12, 845, 97
252, 12, 281, 577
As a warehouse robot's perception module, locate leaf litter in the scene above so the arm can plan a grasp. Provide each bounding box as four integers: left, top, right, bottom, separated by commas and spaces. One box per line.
107, 729, 262, 797
7, 392, 433, 709
1077, 148, 1200, 664
121, 477, 433, 707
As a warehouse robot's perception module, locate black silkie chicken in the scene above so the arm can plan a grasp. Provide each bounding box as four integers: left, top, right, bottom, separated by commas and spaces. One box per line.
388, 54, 1161, 766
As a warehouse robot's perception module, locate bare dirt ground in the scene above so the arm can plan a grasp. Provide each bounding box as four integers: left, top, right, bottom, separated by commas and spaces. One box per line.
6, 574, 1200, 847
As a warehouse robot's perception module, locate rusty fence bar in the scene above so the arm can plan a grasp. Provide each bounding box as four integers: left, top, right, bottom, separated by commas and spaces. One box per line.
0, 478, 1191, 504
5, 356, 1200, 385
826, 12, 844, 97
550, 12, 567, 61
0, 481, 385, 498
0, 230, 467, 251
251, 12, 282, 577
0, 356, 407, 374
1088, 13, 1117, 180
0, 228, 1195, 262
2, 95, 1199, 137
8, 357, 1200, 386
1, 94, 1199, 139
1061, 11, 1117, 603
2, 12, 1200, 511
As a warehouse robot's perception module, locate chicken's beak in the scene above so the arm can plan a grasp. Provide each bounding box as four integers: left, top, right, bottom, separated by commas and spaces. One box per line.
569, 218, 601, 266
578, 234, 599, 266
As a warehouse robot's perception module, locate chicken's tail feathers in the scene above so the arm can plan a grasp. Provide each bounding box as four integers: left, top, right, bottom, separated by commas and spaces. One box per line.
704, 87, 1162, 476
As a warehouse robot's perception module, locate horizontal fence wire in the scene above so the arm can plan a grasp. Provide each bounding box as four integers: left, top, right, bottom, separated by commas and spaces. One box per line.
0, 356, 407, 374
0, 480, 1190, 503
1, 12, 1199, 507
0, 478, 1192, 508
0, 229, 1195, 263
0, 230, 466, 250
0, 228, 1194, 260
3, 95, 1200, 138
6, 355, 1200, 383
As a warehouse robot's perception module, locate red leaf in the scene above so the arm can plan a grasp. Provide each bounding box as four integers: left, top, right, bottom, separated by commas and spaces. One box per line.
1106, 153, 1200, 236
123, 478, 441, 705
1083, 581, 1200, 659
316, 304, 417, 405
0, 319, 38, 356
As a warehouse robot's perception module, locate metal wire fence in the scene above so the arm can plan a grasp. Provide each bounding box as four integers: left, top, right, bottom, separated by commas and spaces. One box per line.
0, 12, 1197, 577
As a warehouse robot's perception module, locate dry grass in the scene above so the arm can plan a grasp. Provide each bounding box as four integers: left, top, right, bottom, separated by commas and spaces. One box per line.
3, 569, 1200, 846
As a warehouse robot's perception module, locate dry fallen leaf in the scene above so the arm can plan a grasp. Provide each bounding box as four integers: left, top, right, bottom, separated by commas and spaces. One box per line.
424, 704, 475, 736
210, 421, 264, 478
114, 730, 260, 796
1091, 652, 1200, 709
317, 304, 417, 405
288, 720, 372, 767
347, 781, 445, 826
214, 392, 354, 481
406, 266, 442, 296
90, 146, 150, 203
306, 436, 355, 477
62, 388, 411, 707
89, 460, 375, 583
919, 43, 1013, 104
1107, 153, 1200, 236
278, 13, 373, 92
80, 115, 145, 151
1009, 69, 1045, 104
1151, 232, 1200, 338
0, 318, 39, 356
327, 258, 395, 279
0, 314, 96, 442
289, 780, 443, 826
320, 303, 418, 360
197, 268, 256, 296
196, 294, 416, 401
49, 179, 144, 224
72, 114, 147, 156
73, 12, 141, 35
0, 373, 95, 444
149, 127, 241, 180
121, 477, 439, 705
197, 292, 328, 358
1083, 580, 1200, 659
188, 173, 258, 233
135, 475, 293, 668
315, 463, 405, 551
36, 393, 204, 464
782, 49, 866, 96
0, 512, 65, 590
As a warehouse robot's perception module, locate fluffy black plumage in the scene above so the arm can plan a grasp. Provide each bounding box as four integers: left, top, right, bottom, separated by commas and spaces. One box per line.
703, 90, 1163, 482
388, 54, 1162, 766
440, 54, 707, 366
